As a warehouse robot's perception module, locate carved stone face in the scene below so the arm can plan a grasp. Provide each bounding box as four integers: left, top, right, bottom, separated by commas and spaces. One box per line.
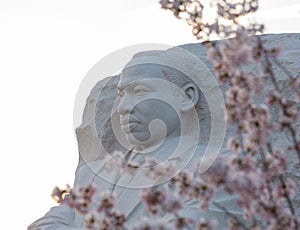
117, 64, 181, 149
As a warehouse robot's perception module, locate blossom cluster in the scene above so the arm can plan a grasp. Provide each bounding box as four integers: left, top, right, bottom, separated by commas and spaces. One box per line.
160, 0, 263, 40
204, 30, 299, 229
52, 185, 125, 230
160, 0, 300, 229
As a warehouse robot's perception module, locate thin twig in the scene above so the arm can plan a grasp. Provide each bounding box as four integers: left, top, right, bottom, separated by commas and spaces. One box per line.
278, 175, 298, 230
272, 58, 293, 80
212, 201, 248, 230
279, 175, 295, 215
257, 37, 281, 93
258, 146, 276, 210
287, 124, 300, 164
267, 143, 298, 229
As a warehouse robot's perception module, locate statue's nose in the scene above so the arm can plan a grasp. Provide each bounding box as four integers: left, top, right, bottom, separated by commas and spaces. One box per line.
117, 94, 132, 115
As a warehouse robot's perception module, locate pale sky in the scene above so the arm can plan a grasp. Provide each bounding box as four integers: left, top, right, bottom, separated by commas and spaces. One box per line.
0, 1, 299, 229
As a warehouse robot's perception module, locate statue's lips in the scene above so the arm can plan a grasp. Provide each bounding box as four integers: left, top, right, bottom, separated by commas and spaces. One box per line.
119, 117, 140, 133
120, 122, 139, 133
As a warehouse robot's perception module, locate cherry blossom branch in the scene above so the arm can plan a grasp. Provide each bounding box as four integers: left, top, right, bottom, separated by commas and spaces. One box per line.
256, 36, 300, 164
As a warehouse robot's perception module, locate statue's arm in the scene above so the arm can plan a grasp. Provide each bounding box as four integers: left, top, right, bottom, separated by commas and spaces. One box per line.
159, 187, 242, 229
178, 190, 243, 228
27, 204, 82, 230
163, 148, 243, 229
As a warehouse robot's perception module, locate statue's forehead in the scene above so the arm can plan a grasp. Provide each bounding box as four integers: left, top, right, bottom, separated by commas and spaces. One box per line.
118, 64, 165, 90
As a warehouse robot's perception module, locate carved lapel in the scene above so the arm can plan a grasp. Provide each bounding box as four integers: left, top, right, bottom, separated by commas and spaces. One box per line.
113, 137, 199, 217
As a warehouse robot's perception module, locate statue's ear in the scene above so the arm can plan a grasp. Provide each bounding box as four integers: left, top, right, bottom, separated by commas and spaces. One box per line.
180, 82, 199, 112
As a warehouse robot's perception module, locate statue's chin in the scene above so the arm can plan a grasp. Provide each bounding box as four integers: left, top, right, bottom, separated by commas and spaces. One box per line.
125, 131, 151, 146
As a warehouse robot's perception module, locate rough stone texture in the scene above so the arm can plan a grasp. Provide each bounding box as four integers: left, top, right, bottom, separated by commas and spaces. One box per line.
75, 33, 300, 213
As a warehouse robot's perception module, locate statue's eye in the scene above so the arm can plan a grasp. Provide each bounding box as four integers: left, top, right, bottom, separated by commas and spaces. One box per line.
134, 85, 151, 96
134, 89, 146, 95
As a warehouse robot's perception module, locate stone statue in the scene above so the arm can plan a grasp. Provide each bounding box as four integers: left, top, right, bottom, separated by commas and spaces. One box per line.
28, 47, 242, 229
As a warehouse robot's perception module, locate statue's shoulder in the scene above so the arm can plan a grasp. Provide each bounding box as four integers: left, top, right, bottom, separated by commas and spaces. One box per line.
75, 159, 107, 184
184, 144, 232, 171
195, 144, 231, 154
77, 159, 106, 172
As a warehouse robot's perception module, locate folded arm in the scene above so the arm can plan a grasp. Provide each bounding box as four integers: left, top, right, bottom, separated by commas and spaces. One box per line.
28, 204, 83, 230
